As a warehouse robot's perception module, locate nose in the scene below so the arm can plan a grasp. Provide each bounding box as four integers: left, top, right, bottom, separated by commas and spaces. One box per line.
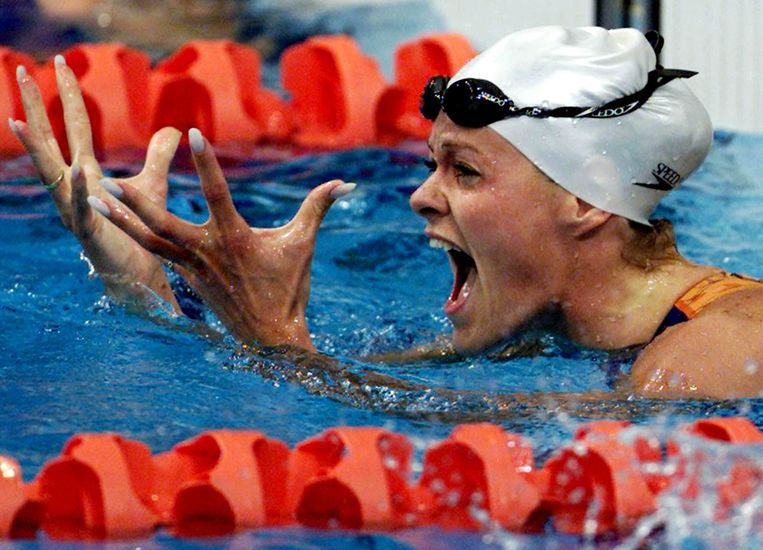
409, 173, 449, 220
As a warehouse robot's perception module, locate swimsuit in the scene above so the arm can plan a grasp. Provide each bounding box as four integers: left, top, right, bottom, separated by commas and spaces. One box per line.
605, 271, 763, 388
653, 271, 763, 338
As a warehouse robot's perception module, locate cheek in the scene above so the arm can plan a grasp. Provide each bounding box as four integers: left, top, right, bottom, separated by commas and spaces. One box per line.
459, 190, 535, 249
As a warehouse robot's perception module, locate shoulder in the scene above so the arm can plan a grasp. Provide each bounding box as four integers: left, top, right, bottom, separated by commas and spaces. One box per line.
631, 286, 763, 398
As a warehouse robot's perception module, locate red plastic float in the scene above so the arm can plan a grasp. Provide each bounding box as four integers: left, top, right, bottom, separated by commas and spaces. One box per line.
0, 417, 759, 540
376, 33, 476, 144
152, 430, 290, 535
288, 427, 413, 529
33, 433, 159, 539
0, 47, 38, 157
2, 33, 475, 158
0, 456, 43, 539
418, 423, 540, 531
667, 416, 763, 521
542, 420, 658, 535
150, 40, 293, 145
281, 35, 387, 148
41, 44, 153, 158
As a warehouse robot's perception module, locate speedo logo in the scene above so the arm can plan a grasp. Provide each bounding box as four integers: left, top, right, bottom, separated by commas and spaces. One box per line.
477, 90, 509, 107
588, 100, 640, 118
633, 162, 683, 191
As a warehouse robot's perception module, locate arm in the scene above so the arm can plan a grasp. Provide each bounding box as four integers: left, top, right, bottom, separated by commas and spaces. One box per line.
89, 128, 354, 351
363, 335, 548, 363
12, 57, 181, 313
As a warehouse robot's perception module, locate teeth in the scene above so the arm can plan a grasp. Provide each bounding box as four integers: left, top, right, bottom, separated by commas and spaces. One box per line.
429, 239, 453, 252
429, 238, 467, 254
429, 238, 452, 251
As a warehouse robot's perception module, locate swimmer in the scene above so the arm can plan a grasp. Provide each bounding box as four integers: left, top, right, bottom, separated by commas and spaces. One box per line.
11, 26, 763, 399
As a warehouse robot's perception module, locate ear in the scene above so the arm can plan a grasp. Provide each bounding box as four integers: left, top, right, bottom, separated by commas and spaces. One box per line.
560, 195, 612, 237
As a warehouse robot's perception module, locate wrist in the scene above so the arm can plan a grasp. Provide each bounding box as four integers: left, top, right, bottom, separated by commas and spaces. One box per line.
234, 313, 315, 352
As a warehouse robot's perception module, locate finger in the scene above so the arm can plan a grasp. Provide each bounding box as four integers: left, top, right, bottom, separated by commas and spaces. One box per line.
14, 67, 66, 180
70, 158, 93, 228
135, 127, 182, 203
141, 127, 182, 187
98, 178, 200, 247
291, 179, 357, 235
54, 55, 95, 161
9, 119, 68, 198
87, 194, 191, 264
188, 128, 243, 228
144, 127, 182, 177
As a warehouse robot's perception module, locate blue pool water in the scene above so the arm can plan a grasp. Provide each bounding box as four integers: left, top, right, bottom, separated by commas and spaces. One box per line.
0, 132, 762, 548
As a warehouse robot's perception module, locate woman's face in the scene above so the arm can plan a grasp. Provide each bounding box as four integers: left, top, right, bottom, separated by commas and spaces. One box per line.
410, 114, 570, 353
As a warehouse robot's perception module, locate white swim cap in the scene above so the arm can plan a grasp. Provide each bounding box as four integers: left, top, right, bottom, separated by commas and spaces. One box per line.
446, 26, 713, 224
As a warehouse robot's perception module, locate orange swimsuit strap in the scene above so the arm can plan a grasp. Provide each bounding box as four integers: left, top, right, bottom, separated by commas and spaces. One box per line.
653, 272, 763, 339
674, 272, 763, 319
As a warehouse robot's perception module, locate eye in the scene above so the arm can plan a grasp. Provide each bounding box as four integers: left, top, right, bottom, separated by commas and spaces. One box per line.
454, 162, 480, 181
423, 158, 437, 173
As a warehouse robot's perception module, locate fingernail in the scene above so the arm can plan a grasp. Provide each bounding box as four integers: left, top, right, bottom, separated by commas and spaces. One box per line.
70, 160, 80, 182
87, 196, 111, 217
330, 182, 357, 199
189, 128, 204, 153
7, 119, 20, 138
15, 65, 27, 81
54, 54, 66, 68
98, 178, 123, 198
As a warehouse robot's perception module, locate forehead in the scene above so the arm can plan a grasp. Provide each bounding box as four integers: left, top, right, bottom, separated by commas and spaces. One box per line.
427, 114, 526, 164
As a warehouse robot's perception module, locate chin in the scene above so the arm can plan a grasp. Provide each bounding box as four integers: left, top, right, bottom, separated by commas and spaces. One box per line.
451, 328, 498, 356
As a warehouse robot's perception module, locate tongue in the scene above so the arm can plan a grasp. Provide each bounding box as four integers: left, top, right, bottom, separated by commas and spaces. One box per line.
448, 250, 476, 306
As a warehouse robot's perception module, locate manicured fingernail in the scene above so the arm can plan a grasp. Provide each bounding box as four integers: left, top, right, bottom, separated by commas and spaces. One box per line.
15, 65, 27, 81
7, 119, 20, 138
98, 178, 123, 198
54, 54, 66, 68
330, 182, 357, 199
189, 128, 204, 153
70, 160, 80, 182
87, 196, 111, 217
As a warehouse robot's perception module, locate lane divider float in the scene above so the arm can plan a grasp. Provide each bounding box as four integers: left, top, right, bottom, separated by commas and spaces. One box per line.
1, 34, 476, 159
0, 416, 760, 541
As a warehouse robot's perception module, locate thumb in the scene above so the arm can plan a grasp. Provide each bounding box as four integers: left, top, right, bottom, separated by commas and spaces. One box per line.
141, 127, 181, 191
292, 179, 356, 234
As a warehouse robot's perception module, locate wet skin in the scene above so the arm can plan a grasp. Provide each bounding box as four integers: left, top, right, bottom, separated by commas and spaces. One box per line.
12, 61, 763, 398
410, 113, 572, 354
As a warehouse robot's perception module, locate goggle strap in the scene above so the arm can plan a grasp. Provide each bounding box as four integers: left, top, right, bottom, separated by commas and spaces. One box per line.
419, 65, 698, 122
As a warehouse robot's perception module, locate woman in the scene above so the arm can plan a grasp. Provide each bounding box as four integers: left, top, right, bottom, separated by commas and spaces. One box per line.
11, 26, 763, 399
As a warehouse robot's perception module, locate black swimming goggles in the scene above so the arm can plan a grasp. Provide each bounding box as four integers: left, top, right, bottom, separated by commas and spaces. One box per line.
419, 31, 698, 128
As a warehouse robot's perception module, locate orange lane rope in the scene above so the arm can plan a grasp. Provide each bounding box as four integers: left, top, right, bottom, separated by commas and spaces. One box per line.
0, 34, 477, 159
0, 417, 761, 540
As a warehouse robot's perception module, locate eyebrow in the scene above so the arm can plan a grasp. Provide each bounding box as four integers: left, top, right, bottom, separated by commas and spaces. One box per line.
427, 139, 482, 155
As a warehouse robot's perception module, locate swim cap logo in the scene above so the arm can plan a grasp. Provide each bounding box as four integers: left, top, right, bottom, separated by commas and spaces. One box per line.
588, 101, 640, 118
633, 162, 683, 191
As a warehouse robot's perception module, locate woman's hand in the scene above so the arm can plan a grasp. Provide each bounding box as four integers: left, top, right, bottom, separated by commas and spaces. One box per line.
10, 56, 180, 311
89, 128, 355, 351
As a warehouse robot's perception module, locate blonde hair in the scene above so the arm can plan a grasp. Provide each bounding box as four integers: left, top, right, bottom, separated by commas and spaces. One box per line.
621, 218, 682, 271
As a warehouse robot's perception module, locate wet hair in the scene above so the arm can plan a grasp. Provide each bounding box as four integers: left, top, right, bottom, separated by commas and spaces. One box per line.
621, 218, 681, 271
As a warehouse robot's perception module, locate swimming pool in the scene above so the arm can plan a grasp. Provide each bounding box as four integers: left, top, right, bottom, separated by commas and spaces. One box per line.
0, 131, 761, 547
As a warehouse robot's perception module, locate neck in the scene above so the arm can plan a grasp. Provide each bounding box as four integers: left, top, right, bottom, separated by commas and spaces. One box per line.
555, 223, 717, 349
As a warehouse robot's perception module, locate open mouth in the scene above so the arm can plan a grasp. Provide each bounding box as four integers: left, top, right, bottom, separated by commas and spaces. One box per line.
430, 238, 477, 313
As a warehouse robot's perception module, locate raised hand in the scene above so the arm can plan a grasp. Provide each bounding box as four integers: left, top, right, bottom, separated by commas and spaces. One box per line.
10, 55, 180, 311
89, 128, 355, 351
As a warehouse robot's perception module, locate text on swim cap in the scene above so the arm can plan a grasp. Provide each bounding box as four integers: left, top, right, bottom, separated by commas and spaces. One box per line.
653, 163, 682, 188
632, 162, 683, 192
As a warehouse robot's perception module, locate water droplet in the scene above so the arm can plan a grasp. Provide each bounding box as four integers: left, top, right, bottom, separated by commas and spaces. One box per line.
744, 359, 758, 375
